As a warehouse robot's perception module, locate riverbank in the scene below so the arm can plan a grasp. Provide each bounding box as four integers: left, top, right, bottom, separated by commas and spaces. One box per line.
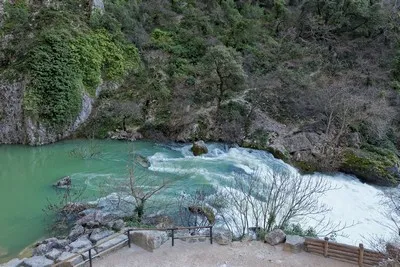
95, 240, 355, 267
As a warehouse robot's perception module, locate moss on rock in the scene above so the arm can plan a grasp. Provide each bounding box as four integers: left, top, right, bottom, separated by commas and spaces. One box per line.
292, 160, 318, 173
340, 147, 400, 186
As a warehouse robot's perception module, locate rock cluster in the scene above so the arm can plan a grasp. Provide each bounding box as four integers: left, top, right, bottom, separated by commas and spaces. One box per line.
1, 193, 131, 267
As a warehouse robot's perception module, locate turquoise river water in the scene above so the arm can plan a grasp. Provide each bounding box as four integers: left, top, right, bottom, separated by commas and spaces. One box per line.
0, 139, 395, 262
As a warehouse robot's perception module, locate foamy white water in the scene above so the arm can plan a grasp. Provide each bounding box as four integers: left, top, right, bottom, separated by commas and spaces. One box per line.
148, 143, 396, 247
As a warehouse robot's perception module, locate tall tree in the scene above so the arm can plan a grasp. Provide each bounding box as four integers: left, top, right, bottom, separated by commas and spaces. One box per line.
201, 45, 246, 113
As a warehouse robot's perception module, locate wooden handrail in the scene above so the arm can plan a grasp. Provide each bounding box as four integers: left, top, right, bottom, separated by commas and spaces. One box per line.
304, 237, 386, 267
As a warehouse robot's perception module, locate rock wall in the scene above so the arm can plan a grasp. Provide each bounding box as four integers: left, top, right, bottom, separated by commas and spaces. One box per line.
0, 80, 26, 144
0, 79, 95, 145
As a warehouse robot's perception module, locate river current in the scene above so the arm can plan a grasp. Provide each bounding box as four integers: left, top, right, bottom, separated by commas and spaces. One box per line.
0, 140, 395, 262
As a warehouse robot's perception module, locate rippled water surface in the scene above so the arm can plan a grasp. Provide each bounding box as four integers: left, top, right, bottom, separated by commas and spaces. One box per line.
0, 139, 394, 262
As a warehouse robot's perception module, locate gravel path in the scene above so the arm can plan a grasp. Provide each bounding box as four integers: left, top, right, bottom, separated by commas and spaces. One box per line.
95, 240, 356, 267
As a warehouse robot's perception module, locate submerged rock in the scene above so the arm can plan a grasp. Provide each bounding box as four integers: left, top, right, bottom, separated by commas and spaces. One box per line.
53, 176, 71, 189
265, 229, 286, 245
191, 141, 208, 156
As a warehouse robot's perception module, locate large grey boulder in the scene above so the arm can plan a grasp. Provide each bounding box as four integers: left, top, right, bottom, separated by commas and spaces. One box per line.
56, 252, 83, 265
96, 193, 135, 218
53, 239, 70, 249
89, 229, 114, 243
22, 256, 53, 267
1, 258, 25, 267
283, 235, 305, 253
213, 228, 233, 245
265, 229, 286, 245
129, 231, 169, 252
191, 141, 208, 156
95, 235, 128, 253
68, 224, 85, 241
53, 176, 71, 189
45, 249, 62, 261
69, 236, 92, 253
33, 243, 52, 256
110, 219, 125, 231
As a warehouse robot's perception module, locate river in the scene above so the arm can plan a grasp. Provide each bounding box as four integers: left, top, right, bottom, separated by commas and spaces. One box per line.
0, 139, 395, 262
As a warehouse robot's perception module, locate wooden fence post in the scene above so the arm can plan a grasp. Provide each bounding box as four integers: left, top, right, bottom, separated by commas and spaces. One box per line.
324, 237, 329, 257
358, 243, 364, 267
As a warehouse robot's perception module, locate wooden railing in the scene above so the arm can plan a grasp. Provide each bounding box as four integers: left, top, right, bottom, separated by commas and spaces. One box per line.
54, 225, 213, 267
304, 237, 386, 266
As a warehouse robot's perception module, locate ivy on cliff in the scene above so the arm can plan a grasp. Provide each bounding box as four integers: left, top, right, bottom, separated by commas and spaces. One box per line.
21, 17, 139, 127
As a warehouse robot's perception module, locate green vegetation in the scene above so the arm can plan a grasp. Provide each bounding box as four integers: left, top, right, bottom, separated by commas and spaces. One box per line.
341, 147, 400, 186
3, 0, 139, 128
3, 0, 400, 184
284, 223, 317, 238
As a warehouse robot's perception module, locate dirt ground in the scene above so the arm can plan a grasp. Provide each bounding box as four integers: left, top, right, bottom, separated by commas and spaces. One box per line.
95, 240, 356, 267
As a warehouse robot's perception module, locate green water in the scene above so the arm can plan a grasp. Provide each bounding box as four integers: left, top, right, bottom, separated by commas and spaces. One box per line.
0, 139, 393, 262
0, 139, 207, 262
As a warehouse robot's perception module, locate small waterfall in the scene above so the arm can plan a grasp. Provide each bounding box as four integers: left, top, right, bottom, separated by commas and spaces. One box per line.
148, 143, 395, 246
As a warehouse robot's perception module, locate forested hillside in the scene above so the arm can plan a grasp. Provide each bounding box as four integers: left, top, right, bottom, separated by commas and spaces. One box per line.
2, 0, 400, 185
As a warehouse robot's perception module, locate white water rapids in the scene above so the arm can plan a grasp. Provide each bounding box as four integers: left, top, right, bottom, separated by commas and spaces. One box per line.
147, 143, 396, 247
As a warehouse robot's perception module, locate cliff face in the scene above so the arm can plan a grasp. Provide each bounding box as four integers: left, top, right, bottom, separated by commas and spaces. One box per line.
0, 80, 25, 144
0, 78, 94, 145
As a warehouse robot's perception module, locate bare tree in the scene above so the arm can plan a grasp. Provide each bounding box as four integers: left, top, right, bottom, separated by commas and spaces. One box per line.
126, 165, 170, 222
214, 168, 352, 238
101, 155, 173, 224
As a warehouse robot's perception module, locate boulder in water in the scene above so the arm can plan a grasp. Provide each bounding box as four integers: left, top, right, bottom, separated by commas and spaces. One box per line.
265, 229, 286, 245
53, 176, 71, 189
191, 141, 208, 156
135, 154, 150, 168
